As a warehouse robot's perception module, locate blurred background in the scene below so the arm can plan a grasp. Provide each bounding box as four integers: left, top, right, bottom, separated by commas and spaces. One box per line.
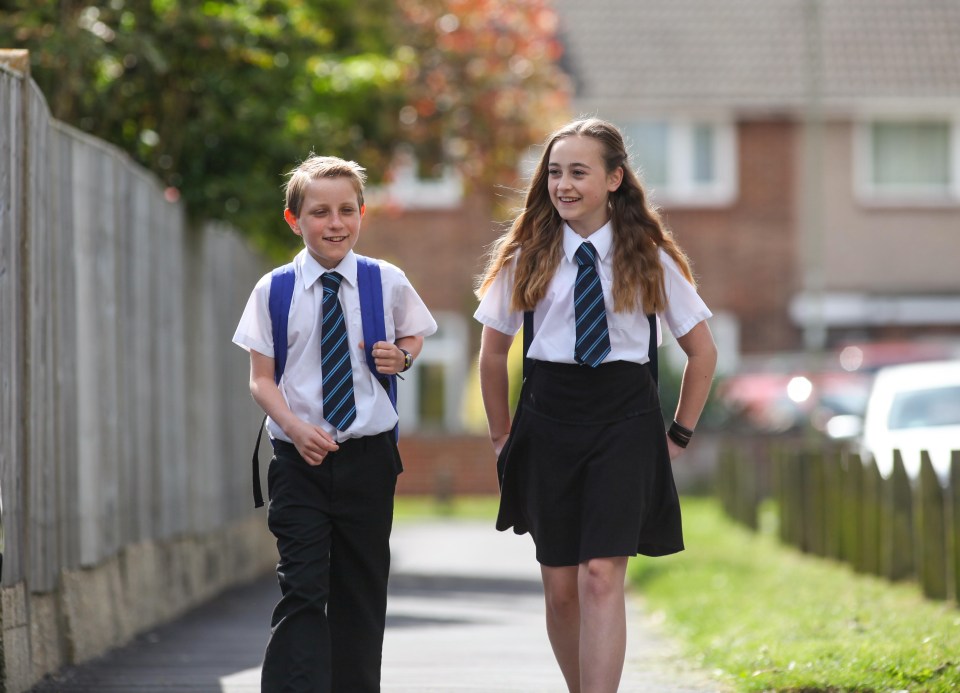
4, 1, 960, 689
4, 0, 959, 493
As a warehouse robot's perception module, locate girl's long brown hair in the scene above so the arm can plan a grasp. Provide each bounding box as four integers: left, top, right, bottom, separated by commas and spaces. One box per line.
477, 118, 695, 314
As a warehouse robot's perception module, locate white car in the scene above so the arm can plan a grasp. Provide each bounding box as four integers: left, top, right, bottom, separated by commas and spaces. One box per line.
860, 360, 960, 484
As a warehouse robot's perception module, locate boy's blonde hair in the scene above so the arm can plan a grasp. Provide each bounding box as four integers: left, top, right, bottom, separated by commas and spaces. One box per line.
284, 155, 367, 216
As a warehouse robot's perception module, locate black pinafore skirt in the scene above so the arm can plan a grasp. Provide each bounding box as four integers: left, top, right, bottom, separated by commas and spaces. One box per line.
496, 360, 683, 567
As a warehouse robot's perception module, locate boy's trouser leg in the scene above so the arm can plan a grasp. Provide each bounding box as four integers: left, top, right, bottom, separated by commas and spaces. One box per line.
328, 433, 399, 693
262, 442, 335, 693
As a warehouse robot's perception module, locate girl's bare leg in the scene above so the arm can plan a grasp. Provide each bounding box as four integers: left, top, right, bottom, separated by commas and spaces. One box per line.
541, 565, 581, 692
578, 556, 628, 693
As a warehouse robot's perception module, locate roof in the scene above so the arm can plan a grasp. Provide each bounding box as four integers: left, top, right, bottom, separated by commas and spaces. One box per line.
550, 0, 960, 115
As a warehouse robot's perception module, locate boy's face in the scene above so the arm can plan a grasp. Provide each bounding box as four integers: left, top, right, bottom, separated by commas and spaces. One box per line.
284, 177, 363, 270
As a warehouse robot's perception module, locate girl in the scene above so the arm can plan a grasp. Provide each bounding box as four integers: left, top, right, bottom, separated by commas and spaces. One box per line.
474, 118, 717, 693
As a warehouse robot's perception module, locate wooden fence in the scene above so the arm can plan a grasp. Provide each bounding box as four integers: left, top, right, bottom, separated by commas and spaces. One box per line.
1, 50, 273, 690
717, 437, 960, 604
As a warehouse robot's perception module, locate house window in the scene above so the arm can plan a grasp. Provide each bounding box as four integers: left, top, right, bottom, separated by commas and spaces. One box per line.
623, 120, 737, 206
395, 311, 469, 433
857, 119, 959, 203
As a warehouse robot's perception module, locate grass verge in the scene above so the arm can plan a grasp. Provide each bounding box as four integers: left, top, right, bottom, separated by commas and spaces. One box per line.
629, 497, 960, 692
393, 494, 500, 522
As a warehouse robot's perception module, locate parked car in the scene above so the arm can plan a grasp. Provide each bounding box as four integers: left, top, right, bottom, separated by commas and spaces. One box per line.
717, 340, 956, 438
859, 360, 960, 483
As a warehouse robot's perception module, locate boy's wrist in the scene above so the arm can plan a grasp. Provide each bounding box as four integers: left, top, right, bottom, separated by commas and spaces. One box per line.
398, 348, 413, 372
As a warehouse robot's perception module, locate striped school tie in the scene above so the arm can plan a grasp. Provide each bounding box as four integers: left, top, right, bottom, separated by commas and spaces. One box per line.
573, 242, 611, 367
320, 272, 356, 431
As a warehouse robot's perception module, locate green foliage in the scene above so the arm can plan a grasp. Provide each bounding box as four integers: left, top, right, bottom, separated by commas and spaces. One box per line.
630, 499, 960, 692
0, 0, 569, 254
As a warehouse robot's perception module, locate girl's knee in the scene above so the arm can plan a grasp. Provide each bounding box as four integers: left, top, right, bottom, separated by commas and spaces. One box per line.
542, 573, 579, 618
580, 557, 627, 600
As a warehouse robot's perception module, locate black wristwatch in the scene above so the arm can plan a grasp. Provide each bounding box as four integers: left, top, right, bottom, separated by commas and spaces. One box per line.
399, 348, 413, 372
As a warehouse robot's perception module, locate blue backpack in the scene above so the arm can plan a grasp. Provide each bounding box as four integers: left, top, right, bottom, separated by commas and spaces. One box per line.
250, 255, 397, 507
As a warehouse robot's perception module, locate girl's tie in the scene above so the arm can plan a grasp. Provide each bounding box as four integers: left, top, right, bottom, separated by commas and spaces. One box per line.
573, 242, 612, 367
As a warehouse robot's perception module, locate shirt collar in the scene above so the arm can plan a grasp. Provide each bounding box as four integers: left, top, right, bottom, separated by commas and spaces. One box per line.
562, 221, 614, 264
298, 249, 358, 289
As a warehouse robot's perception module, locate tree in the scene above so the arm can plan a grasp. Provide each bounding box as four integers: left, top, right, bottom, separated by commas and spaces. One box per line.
395, 0, 570, 191
0, 0, 569, 249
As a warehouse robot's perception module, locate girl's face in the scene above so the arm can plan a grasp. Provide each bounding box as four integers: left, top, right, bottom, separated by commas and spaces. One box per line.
547, 135, 623, 237
284, 177, 363, 269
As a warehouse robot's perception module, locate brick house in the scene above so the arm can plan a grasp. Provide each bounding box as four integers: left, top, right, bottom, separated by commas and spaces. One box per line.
552, 0, 960, 356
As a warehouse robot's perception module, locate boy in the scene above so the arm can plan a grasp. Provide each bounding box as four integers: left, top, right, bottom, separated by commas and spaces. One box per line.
232, 155, 437, 692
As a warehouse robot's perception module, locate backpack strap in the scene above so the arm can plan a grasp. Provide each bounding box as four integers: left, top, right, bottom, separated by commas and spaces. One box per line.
522, 310, 534, 381
250, 262, 296, 509
646, 313, 659, 387
521, 309, 659, 387
356, 255, 399, 442
269, 263, 297, 383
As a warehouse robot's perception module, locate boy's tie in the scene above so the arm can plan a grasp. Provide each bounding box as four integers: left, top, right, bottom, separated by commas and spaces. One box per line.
574, 242, 611, 367
320, 272, 356, 431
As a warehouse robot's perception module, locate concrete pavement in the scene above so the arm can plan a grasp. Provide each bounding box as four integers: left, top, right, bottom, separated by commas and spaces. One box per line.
31, 519, 727, 692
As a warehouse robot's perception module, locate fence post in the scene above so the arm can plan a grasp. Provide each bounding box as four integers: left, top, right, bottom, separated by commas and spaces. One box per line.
916, 451, 948, 600
842, 451, 864, 571
716, 443, 734, 520
777, 446, 804, 550
822, 446, 843, 560
881, 450, 914, 582
809, 448, 830, 556
736, 444, 759, 530
950, 450, 959, 604
860, 456, 882, 576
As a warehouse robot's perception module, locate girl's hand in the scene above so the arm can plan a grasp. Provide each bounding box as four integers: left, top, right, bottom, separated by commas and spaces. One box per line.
367, 340, 406, 375
492, 433, 511, 456
666, 437, 685, 461
287, 419, 339, 466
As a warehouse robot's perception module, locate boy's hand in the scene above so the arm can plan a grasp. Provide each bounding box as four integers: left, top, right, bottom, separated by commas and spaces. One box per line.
287, 419, 339, 466
367, 340, 406, 375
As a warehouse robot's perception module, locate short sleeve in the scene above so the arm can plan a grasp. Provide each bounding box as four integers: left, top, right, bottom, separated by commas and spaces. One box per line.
660, 251, 712, 339
473, 259, 523, 336
382, 262, 438, 339
232, 272, 275, 357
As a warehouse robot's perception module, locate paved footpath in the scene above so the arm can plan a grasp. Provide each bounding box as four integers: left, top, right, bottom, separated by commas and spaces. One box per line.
31, 520, 727, 693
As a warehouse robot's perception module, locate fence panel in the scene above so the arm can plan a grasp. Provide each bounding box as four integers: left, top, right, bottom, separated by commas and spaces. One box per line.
0, 63, 25, 588
881, 451, 914, 581
722, 438, 958, 605
916, 451, 948, 600
0, 55, 268, 585
25, 79, 59, 591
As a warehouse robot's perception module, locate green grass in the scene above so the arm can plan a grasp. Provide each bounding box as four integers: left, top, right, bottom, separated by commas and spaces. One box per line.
393, 494, 501, 522
630, 498, 960, 692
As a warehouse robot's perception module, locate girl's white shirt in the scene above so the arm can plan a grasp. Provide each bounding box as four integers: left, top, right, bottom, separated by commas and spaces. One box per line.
474, 222, 711, 364
233, 249, 437, 443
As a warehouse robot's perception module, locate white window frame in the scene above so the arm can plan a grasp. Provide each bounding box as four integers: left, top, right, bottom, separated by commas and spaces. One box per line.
625, 118, 738, 207
854, 117, 960, 206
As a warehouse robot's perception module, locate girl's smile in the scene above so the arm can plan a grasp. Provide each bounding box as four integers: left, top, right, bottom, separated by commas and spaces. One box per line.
548, 135, 622, 237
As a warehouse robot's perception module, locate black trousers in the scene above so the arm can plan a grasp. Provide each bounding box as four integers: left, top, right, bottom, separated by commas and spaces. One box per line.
261, 434, 400, 693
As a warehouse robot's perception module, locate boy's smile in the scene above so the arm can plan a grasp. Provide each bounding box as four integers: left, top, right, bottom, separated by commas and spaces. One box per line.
284, 177, 363, 269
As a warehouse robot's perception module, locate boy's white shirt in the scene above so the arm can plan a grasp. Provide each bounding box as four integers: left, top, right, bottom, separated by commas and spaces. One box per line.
233, 249, 438, 443
473, 221, 712, 364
